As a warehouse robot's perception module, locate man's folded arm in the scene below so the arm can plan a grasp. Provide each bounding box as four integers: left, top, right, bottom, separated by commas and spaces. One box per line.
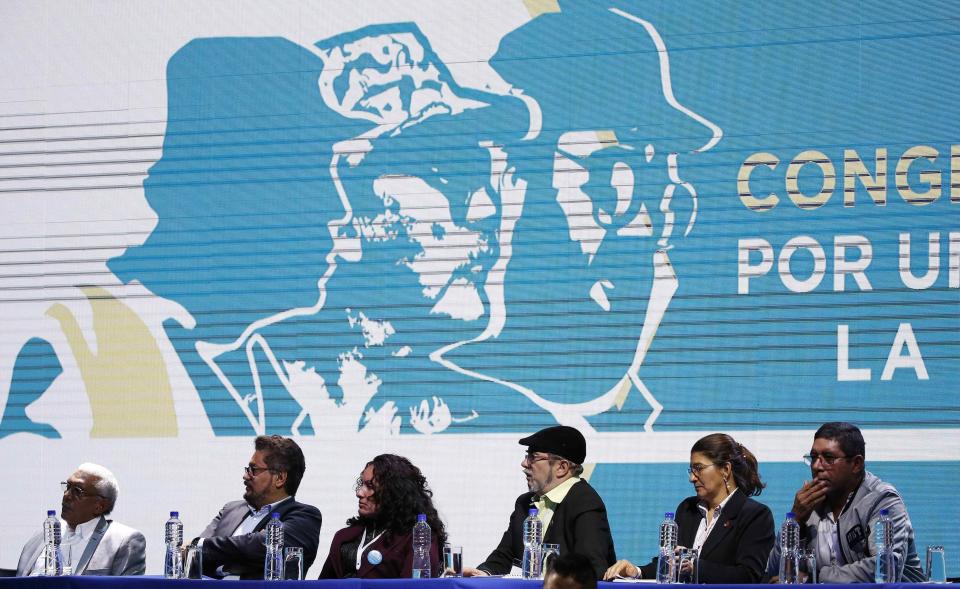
202, 530, 268, 569
201, 504, 323, 575
278, 505, 323, 566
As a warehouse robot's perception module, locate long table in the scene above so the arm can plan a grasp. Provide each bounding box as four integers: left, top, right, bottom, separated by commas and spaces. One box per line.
0, 577, 945, 589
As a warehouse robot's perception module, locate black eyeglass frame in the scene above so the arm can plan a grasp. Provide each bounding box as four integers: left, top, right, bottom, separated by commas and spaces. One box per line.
60, 481, 104, 500
243, 465, 275, 476
802, 452, 857, 466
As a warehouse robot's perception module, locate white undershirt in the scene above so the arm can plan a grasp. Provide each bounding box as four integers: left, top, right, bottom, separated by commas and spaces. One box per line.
233, 496, 292, 536
693, 488, 738, 551
816, 511, 844, 568
30, 517, 100, 575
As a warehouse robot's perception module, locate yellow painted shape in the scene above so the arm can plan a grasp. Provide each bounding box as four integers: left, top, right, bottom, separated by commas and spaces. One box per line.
896, 145, 941, 205
580, 463, 596, 482
46, 286, 177, 437
596, 130, 619, 149
523, 0, 561, 18
613, 374, 631, 410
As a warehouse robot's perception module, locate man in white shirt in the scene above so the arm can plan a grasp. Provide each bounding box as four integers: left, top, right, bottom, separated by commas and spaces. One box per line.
16, 463, 145, 576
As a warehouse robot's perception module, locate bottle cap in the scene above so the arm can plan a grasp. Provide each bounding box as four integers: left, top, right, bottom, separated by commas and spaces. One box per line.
664, 512, 674, 519
786, 511, 795, 519
879, 508, 889, 516
528, 508, 538, 516
47, 510, 56, 517
417, 513, 427, 522
170, 511, 179, 517
272, 512, 281, 519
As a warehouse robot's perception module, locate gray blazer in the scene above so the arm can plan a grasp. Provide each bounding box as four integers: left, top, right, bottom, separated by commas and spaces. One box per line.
765, 471, 924, 583
16, 516, 146, 576
199, 498, 322, 580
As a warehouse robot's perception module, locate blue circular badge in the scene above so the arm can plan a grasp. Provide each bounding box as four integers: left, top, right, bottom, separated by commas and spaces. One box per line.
367, 550, 383, 565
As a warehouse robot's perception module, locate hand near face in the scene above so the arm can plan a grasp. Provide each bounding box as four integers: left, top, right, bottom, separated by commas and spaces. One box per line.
791, 479, 828, 524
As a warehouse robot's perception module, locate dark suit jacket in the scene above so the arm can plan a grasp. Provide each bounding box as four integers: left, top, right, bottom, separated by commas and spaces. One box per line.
318, 524, 442, 579
478, 480, 616, 579
639, 492, 775, 583
199, 497, 322, 580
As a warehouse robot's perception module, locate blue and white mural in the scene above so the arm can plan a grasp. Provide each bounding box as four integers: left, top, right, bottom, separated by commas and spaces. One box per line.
0, 0, 957, 575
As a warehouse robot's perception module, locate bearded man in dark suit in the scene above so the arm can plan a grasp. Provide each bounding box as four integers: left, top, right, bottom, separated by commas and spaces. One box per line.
465, 426, 616, 579
197, 435, 322, 579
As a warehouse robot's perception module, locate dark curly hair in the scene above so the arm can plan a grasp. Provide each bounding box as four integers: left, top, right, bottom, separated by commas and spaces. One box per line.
347, 454, 447, 544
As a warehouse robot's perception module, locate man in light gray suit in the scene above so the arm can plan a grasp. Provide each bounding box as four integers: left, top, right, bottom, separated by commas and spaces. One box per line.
16, 463, 145, 576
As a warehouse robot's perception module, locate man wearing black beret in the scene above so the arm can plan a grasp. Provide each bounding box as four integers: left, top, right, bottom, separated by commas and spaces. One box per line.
465, 426, 616, 579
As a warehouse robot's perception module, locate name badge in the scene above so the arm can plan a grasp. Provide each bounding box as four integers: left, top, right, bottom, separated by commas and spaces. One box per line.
846, 524, 866, 550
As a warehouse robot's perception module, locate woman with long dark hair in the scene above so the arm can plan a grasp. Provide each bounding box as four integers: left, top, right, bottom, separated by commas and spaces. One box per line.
318, 454, 446, 578
604, 434, 775, 583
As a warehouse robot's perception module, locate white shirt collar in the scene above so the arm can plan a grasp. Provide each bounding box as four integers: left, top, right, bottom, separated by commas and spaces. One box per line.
692, 489, 738, 552
697, 487, 738, 517
63, 516, 101, 541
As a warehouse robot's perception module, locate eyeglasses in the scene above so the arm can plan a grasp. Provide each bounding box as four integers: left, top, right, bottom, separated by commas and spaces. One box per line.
687, 463, 718, 476
61, 482, 102, 499
243, 465, 273, 476
523, 452, 552, 466
803, 452, 854, 466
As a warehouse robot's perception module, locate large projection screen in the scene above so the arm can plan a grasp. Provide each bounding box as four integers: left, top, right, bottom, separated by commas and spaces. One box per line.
1, 0, 957, 578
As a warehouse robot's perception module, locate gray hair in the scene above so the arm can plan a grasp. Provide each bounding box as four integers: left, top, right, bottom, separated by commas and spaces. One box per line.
76, 463, 119, 514
548, 454, 585, 477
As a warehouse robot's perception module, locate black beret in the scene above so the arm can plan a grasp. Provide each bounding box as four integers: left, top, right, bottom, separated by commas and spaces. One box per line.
519, 425, 586, 464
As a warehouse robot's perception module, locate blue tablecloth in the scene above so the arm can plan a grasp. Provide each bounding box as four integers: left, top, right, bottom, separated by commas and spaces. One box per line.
0, 577, 945, 589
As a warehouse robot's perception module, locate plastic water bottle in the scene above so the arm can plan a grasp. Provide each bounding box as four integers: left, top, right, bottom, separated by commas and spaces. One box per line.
164, 511, 184, 579
656, 512, 678, 583
521, 508, 543, 579
874, 508, 895, 583
778, 512, 801, 584
264, 513, 284, 580
42, 510, 63, 576
412, 513, 432, 578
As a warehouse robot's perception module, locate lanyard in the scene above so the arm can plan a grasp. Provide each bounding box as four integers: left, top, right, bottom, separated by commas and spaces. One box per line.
355, 527, 385, 571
